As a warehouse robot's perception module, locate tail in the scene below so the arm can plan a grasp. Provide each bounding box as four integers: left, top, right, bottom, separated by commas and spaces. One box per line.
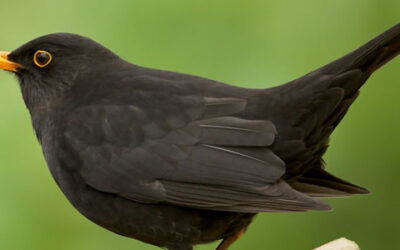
320, 22, 400, 76
269, 22, 400, 197
291, 165, 370, 197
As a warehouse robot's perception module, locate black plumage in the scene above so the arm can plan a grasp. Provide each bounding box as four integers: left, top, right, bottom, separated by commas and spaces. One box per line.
0, 22, 399, 250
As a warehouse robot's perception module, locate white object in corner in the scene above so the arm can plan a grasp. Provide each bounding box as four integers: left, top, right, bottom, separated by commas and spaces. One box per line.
313, 237, 360, 250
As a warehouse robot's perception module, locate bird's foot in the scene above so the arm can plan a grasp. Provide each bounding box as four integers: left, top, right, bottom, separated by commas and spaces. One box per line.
216, 228, 246, 250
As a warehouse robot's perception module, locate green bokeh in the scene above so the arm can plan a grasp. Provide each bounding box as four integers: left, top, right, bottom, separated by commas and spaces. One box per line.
0, 1, 399, 249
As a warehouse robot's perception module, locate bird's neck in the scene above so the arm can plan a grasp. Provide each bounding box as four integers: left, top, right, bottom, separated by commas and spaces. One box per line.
20, 83, 66, 141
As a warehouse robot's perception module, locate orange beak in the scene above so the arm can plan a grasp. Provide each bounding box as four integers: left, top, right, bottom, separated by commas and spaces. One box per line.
0, 51, 20, 72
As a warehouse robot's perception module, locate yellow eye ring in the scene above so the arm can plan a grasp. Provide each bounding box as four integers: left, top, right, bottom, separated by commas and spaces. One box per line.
34, 50, 53, 68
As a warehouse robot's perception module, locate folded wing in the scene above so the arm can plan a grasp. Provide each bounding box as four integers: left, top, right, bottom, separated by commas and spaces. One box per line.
63, 95, 330, 212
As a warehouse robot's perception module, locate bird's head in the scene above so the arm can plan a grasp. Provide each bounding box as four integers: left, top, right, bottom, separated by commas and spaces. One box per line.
0, 33, 119, 111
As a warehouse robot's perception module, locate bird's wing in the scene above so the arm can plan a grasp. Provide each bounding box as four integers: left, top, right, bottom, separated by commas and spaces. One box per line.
63, 94, 329, 213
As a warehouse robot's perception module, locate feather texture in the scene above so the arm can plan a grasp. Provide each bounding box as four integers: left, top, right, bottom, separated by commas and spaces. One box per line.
64, 92, 328, 213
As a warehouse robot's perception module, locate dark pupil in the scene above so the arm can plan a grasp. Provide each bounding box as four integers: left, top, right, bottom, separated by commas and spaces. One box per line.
37, 53, 50, 65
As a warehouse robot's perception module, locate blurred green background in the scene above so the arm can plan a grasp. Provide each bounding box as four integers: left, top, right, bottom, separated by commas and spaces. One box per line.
0, 1, 399, 249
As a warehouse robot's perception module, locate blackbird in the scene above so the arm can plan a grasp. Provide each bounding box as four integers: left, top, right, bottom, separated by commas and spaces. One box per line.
0, 22, 399, 250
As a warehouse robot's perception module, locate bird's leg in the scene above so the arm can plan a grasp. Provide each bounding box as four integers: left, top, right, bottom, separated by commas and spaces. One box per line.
216, 227, 246, 250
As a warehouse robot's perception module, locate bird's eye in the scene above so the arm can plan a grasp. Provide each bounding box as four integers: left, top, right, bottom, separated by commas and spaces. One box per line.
33, 50, 52, 68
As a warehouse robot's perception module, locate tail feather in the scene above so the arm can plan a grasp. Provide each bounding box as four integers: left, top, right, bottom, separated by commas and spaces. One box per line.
273, 23, 400, 181
320, 22, 400, 75
290, 167, 370, 197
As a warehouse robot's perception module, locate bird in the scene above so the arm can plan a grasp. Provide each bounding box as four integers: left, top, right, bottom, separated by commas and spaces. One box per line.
0, 22, 399, 250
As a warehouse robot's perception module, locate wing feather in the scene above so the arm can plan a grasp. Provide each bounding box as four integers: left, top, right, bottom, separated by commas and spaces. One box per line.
63, 93, 329, 213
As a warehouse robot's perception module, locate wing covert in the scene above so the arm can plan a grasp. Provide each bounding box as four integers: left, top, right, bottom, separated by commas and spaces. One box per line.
63, 94, 330, 212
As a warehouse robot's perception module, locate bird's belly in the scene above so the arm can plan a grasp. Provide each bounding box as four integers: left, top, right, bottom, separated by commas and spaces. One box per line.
46, 155, 252, 247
